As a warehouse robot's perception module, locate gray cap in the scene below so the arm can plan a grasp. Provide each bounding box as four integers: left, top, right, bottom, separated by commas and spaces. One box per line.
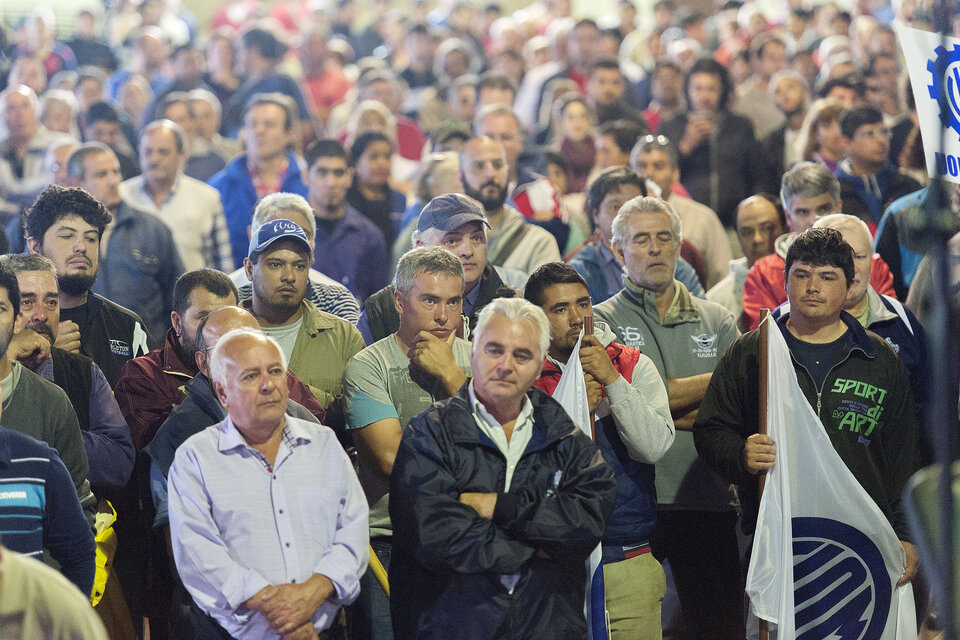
416, 193, 491, 233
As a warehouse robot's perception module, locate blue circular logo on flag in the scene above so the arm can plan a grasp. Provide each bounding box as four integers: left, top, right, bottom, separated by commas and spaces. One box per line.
792, 517, 892, 640
928, 44, 960, 139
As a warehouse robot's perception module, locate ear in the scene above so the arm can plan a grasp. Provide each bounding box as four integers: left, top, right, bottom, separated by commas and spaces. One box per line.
170, 311, 182, 336
671, 167, 680, 184
195, 350, 206, 374
213, 380, 228, 406
610, 241, 625, 264
26, 237, 40, 255
394, 288, 404, 315
243, 257, 254, 282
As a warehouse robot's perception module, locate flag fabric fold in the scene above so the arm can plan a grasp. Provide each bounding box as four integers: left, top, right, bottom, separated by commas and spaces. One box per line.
746, 316, 915, 639
551, 329, 607, 640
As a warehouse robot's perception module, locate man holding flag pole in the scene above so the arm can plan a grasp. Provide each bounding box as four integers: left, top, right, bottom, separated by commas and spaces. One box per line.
694, 227, 920, 637
525, 262, 675, 639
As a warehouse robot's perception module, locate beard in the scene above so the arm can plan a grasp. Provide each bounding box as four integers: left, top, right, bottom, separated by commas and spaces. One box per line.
58, 273, 97, 298
464, 179, 508, 212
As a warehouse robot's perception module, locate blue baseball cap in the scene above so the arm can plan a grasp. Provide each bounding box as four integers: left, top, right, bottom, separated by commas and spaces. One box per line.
248, 218, 312, 258
416, 193, 491, 233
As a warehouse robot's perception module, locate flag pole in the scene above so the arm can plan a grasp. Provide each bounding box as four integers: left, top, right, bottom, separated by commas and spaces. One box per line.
757, 309, 770, 640
584, 314, 597, 441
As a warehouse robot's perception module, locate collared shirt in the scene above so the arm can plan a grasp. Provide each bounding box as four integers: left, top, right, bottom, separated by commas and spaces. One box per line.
167, 414, 369, 639
247, 156, 290, 199
119, 173, 233, 272
462, 278, 483, 318
467, 382, 534, 492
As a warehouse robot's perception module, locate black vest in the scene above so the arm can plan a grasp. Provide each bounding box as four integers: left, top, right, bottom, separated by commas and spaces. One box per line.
51, 347, 94, 432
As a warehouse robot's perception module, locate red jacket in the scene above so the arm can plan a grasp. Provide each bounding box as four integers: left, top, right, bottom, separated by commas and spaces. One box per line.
742, 253, 896, 330
534, 341, 641, 396
115, 329, 325, 450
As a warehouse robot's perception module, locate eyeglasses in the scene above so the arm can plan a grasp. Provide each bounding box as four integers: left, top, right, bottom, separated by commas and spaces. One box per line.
640, 134, 671, 147
855, 128, 890, 139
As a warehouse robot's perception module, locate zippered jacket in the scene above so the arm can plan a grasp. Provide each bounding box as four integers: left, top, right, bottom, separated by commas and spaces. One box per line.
692, 312, 920, 540
389, 385, 616, 639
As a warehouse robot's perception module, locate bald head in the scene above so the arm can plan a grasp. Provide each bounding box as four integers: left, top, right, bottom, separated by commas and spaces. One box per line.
736, 195, 783, 267
195, 306, 261, 375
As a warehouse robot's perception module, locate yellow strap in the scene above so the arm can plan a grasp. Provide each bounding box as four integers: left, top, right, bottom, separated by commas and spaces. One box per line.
369, 546, 390, 598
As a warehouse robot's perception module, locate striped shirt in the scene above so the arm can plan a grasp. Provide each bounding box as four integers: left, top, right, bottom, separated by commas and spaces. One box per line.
0, 426, 95, 594
237, 279, 361, 325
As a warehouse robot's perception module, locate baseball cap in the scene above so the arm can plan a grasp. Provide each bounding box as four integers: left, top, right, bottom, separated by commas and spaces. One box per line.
248, 218, 312, 258
416, 193, 491, 233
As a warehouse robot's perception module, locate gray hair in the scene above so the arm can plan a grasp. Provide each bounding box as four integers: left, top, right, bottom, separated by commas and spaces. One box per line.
767, 69, 809, 102
413, 151, 459, 204
0, 84, 39, 114
474, 102, 522, 136
780, 161, 841, 214
611, 196, 683, 250
188, 88, 222, 120
252, 192, 316, 239
0, 253, 57, 276
142, 119, 188, 154
814, 213, 872, 245
394, 246, 465, 295
66, 141, 114, 182
39, 90, 78, 121
208, 327, 287, 386
473, 297, 550, 361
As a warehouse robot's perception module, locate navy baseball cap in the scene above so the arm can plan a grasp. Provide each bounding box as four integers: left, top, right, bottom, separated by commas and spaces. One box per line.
416, 193, 491, 233
248, 218, 312, 258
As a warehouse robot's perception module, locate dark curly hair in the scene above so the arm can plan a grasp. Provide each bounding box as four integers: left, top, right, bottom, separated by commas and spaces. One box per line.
22, 185, 111, 244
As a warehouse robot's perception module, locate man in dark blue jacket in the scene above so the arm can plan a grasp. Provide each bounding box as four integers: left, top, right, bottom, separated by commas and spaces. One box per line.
208, 93, 308, 269
390, 297, 616, 639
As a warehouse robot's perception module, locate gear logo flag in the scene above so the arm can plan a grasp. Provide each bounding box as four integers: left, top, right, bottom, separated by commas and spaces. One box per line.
897, 22, 960, 183
744, 316, 916, 639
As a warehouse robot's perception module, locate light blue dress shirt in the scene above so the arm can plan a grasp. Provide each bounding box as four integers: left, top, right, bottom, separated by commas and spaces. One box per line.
168, 414, 369, 638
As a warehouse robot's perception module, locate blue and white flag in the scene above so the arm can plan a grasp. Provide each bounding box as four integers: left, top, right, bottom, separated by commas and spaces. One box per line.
897, 22, 960, 183
745, 316, 916, 639
551, 329, 607, 640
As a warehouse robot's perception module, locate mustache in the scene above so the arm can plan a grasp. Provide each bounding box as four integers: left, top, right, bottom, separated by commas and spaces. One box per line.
26, 322, 55, 343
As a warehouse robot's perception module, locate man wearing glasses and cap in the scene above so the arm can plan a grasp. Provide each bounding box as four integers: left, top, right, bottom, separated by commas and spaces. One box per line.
358, 193, 517, 345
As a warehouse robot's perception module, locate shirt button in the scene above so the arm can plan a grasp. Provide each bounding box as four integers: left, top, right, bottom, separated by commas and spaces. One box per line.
286, 543, 290, 548
291, 579, 297, 583
279, 509, 284, 514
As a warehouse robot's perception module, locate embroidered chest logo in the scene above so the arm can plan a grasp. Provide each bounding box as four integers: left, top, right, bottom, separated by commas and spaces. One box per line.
884, 337, 900, 354
109, 339, 131, 357
829, 378, 888, 442
690, 333, 718, 358
617, 326, 645, 348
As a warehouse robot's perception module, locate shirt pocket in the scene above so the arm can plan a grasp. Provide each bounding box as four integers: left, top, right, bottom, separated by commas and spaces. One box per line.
298, 489, 337, 548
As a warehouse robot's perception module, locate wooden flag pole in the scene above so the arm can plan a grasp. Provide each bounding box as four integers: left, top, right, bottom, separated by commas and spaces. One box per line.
584, 314, 597, 441
758, 309, 770, 640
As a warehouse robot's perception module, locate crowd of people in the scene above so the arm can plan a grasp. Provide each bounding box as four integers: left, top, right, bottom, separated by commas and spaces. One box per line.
0, 0, 956, 638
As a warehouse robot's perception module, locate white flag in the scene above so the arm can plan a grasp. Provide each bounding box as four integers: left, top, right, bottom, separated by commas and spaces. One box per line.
745, 316, 916, 639
897, 22, 960, 184
551, 330, 607, 640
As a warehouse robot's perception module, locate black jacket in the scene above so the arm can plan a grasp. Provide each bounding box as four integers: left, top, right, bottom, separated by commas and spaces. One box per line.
659, 111, 760, 226
60, 293, 153, 389
389, 385, 616, 640
362, 264, 515, 343
692, 312, 920, 540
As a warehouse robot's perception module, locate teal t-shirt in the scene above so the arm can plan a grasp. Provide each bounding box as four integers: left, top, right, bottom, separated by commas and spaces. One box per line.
343, 335, 472, 538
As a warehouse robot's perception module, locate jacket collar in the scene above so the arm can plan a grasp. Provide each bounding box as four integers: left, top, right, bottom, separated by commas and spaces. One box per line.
444, 382, 577, 455
865, 286, 898, 326
621, 276, 700, 325
775, 309, 876, 359
160, 328, 197, 377
240, 299, 335, 334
